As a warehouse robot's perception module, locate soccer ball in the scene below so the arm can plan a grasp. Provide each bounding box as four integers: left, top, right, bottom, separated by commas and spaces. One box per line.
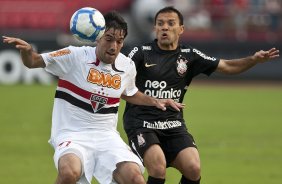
70, 7, 106, 43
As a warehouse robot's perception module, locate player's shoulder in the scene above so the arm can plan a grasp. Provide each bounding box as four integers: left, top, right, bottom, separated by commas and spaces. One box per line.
72, 46, 97, 59
67, 45, 94, 53
130, 42, 153, 52
117, 52, 131, 62
116, 52, 136, 71
133, 41, 153, 48
43, 46, 77, 58
179, 43, 194, 53
140, 41, 153, 49
127, 42, 153, 59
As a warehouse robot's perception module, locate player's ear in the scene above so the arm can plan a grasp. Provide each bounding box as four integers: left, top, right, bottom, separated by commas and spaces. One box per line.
153, 25, 157, 32
179, 25, 184, 35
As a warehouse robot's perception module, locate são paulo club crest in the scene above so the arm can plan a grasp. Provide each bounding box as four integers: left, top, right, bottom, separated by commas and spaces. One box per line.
176, 55, 189, 76
90, 94, 108, 112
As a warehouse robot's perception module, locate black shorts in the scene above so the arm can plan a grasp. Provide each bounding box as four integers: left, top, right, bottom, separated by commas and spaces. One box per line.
128, 128, 197, 167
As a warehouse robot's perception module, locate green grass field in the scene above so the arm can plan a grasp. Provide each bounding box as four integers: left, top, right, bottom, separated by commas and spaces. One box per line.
0, 81, 282, 184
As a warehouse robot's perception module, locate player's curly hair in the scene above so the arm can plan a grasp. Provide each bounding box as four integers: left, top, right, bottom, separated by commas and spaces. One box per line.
104, 11, 128, 38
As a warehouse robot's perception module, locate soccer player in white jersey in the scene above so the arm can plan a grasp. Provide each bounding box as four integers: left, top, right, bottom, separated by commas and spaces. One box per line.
2, 11, 184, 184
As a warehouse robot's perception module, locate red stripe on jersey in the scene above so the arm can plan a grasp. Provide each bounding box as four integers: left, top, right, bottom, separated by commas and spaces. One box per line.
58, 79, 120, 105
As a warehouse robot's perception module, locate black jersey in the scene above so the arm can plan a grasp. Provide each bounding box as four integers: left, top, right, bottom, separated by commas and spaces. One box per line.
123, 40, 219, 136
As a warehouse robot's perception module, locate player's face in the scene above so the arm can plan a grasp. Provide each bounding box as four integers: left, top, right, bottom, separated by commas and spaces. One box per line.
154, 12, 184, 50
96, 28, 125, 64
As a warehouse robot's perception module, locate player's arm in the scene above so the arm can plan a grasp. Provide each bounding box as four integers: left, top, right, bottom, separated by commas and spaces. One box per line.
2, 36, 45, 68
216, 48, 279, 74
121, 91, 184, 111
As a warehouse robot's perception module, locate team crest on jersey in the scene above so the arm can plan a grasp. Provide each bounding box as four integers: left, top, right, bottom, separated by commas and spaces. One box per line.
90, 94, 108, 112
137, 133, 146, 147
176, 55, 189, 76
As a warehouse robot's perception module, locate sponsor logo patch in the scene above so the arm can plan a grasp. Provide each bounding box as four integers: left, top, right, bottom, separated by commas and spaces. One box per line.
87, 68, 121, 89
145, 63, 157, 68
143, 120, 182, 129
49, 49, 71, 57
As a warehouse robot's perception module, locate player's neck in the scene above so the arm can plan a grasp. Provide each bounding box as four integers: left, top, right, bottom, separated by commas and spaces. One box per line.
157, 42, 178, 51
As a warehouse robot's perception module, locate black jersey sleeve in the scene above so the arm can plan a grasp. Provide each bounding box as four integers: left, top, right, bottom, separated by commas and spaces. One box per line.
191, 48, 220, 77
127, 46, 144, 69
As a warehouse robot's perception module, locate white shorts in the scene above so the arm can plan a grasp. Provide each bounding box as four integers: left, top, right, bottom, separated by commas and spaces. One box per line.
50, 131, 144, 184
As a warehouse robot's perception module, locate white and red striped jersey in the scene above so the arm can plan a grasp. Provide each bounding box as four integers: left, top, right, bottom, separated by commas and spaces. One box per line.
41, 46, 138, 143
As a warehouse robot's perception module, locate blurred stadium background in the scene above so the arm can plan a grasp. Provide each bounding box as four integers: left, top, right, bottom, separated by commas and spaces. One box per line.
0, 0, 282, 84
0, 0, 281, 184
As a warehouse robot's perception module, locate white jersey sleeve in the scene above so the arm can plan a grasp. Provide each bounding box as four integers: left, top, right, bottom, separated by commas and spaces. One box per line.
41, 46, 78, 77
122, 58, 138, 96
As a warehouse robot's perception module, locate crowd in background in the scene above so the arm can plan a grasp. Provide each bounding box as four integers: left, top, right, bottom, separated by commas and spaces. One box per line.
177, 0, 281, 31
0, 0, 281, 43
174, 0, 282, 41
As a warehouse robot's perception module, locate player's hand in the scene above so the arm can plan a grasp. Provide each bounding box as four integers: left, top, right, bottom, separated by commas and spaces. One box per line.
2, 36, 45, 68
2, 36, 32, 52
253, 48, 280, 63
156, 99, 185, 111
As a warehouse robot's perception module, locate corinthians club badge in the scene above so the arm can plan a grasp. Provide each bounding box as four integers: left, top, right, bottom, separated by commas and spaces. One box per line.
137, 133, 146, 147
176, 55, 189, 76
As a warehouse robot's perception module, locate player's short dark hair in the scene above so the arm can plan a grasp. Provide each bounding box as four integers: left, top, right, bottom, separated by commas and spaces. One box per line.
104, 11, 128, 38
154, 6, 184, 26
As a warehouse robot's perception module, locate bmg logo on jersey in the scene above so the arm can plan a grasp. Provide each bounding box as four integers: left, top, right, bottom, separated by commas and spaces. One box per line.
87, 68, 121, 89
144, 80, 181, 102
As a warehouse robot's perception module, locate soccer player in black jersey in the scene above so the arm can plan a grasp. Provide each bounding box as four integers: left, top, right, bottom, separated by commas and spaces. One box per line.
123, 6, 280, 184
